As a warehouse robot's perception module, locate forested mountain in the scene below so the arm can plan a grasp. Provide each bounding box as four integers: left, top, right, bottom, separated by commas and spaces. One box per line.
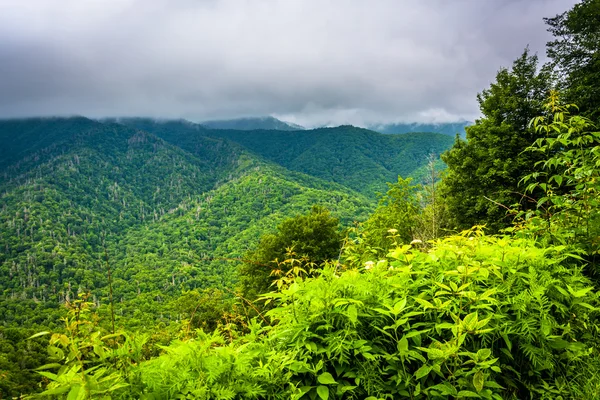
368, 121, 471, 137
201, 116, 304, 131
0, 117, 374, 328
118, 119, 454, 196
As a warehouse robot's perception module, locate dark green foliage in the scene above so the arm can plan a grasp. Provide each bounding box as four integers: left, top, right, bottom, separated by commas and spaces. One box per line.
545, 0, 600, 121
441, 50, 552, 232
239, 206, 344, 300
172, 288, 232, 333
118, 118, 454, 197
203, 126, 454, 197
0, 327, 49, 398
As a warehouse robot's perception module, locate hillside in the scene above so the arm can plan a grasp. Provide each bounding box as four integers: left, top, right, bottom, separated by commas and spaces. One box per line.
201, 116, 304, 131
117, 119, 454, 196
202, 126, 454, 196
0, 117, 372, 328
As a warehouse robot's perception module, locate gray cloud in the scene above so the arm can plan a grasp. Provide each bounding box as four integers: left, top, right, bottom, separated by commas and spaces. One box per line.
0, 0, 577, 127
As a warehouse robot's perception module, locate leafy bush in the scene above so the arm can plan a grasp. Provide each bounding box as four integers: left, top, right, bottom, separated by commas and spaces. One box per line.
80, 228, 597, 399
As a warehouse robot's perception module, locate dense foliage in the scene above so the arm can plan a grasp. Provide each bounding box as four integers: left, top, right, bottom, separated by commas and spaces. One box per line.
441, 50, 552, 232
118, 118, 455, 197
545, 0, 600, 122
369, 121, 471, 137
239, 205, 344, 301
27, 228, 600, 399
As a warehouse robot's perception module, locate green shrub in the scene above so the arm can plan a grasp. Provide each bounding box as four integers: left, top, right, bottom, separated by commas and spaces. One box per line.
126, 228, 599, 399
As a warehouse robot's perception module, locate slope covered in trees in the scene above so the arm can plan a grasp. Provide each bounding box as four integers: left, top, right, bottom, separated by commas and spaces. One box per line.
118, 118, 454, 197
23, 91, 600, 400
0, 117, 374, 329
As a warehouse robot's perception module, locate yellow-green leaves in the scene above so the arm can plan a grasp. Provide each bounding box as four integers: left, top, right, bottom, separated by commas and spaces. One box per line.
473, 370, 485, 392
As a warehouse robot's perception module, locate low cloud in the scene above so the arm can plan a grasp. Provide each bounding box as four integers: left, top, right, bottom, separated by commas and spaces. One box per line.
0, 0, 577, 127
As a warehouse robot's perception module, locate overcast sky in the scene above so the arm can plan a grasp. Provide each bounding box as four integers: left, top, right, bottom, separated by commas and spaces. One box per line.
0, 0, 577, 127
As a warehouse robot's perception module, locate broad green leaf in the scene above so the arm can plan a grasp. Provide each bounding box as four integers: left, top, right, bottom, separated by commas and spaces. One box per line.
414, 297, 436, 309
567, 285, 594, 298
347, 304, 358, 324
415, 364, 432, 379
317, 385, 329, 400
397, 337, 409, 353
473, 370, 484, 392
317, 372, 337, 385
405, 329, 430, 339
28, 331, 51, 339
67, 384, 84, 400
35, 363, 63, 371
392, 298, 407, 315
428, 382, 458, 395
457, 390, 481, 398
37, 371, 58, 380
463, 312, 479, 331
476, 349, 491, 360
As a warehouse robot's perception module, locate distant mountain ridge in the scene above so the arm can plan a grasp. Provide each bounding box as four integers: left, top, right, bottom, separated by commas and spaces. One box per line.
117, 119, 455, 197
368, 121, 471, 137
201, 116, 304, 131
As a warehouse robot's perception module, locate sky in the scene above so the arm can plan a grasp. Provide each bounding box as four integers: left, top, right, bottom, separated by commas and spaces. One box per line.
0, 0, 578, 128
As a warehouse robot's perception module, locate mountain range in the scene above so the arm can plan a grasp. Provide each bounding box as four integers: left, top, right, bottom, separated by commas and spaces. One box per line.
193, 116, 471, 137
200, 116, 304, 131
0, 116, 454, 327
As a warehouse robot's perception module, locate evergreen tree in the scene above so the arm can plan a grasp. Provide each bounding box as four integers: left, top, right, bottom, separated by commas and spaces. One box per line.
545, 0, 600, 122
441, 49, 552, 232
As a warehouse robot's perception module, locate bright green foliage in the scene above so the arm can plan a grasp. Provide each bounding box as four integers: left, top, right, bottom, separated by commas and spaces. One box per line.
32, 229, 600, 399
351, 177, 421, 259
441, 50, 552, 232
239, 206, 344, 300
31, 294, 146, 399
521, 93, 600, 273
545, 0, 600, 122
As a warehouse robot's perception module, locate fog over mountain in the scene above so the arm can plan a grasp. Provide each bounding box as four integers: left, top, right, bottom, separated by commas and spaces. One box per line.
0, 0, 576, 126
